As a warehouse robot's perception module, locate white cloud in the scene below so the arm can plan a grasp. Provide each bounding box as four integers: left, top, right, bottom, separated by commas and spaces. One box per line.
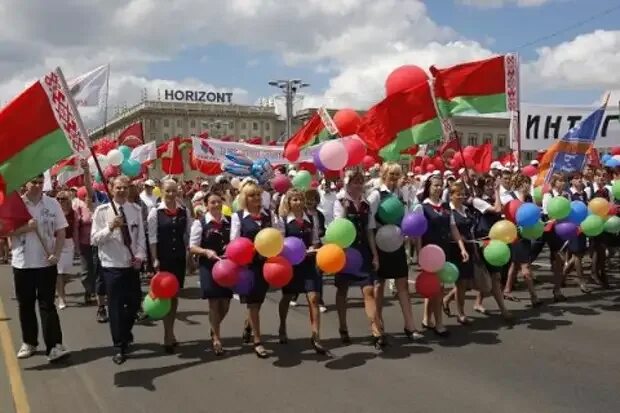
457, 0, 552, 8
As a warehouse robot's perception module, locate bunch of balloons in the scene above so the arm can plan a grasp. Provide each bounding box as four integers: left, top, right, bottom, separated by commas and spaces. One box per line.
316, 218, 358, 274
312, 135, 368, 172
601, 152, 620, 168
223, 151, 274, 184
88, 145, 142, 179
580, 197, 620, 236
142, 271, 179, 319
416, 245, 455, 298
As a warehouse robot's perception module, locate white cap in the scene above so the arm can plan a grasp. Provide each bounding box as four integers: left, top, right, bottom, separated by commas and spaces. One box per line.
200, 180, 209, 187
192, 191, 205, 203
443, 170, 454, 178
431, 170, 441, 176
490, 161, 502, 169
144, 179, 155, 187
512, 166, 519, 172
530, 160, 539, 166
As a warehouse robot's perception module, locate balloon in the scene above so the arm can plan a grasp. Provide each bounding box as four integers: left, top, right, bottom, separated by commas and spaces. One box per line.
142, 295, 171, 319
588, 197, 610, 217
280, 237, 307, 265
437, 262, 459, 284
613, 181, 620, 201
343, 248, 363, 275
212, 259, 241, 288
602, 153, 612, 162
324, 218, 357, 248
343, 135, 367, 166
504, 199, 523, 223
567, 201, 588, 224
385, 65, 428, 96
520, 221, 544, 240
225, 237, 255, 266
419, 244, 446, 273
285, 144, 300, 162
547, 197, 571, 220
532, 187, 543, 205
400, 212, 428, 237
263, 256, 293, 288
555, 221, 579, 241
152, 187, 161, 198
222, 205, 232, 217
375, 225, 404, 252
318, 140, 348, 171
232, 267, 254, 296
378, 196, 405, 225
272, 174, 291, 194
76, 186, 88, 200
121, 159, 141, 177
107, 149, 124, 166
232, 197, 239, 211
150, 271, 179, 299
580, 215, 605, 237
483, 240, 510, 267
118, 145, 132, 160
103, 165, 120, 179
254, 228, 284, 258
316, 244, 346, 273
292, 170, 312, 190
516, 203, 541, 227
604, 216, 620, 234
489, 220, 518, 244
415, 271, 441, 298
612, 147, 620, 156
333, 109, 361, 136
522, 165, 538, 177
362, 155, 375, 170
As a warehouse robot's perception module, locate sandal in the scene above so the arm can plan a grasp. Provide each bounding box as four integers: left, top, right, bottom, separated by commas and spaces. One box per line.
473, 306, 487, 315
501, 311, 515, 324
310, 333, 327, 355
253, 343, 268, 359
278, 328, 288, 344
457, 316, 472, 325
530, 298, 544, 308
503, 293, 521, 302
442, 301, 452, 317
372, 334, 388, 350
553, 293, 567, 303
212, 341, 225, 356
404, 328, 425, 341
579, 284, 592, 294
339, 329, 351, 345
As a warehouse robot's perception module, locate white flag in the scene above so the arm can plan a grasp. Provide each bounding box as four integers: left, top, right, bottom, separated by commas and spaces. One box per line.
69, 64, 109, 107
130, 141, 157, 164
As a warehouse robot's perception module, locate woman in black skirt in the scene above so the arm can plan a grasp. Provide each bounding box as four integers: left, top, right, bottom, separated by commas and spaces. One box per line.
277, 189, 326, 354
564, 173, 591, 294
368, 162, 422, 340
147, 179, 192, 353
189, 191, 231, 355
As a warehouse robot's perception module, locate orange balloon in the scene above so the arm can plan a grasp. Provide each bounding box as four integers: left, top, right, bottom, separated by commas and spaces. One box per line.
316, 244, 346, 274
588, 197, 610, 218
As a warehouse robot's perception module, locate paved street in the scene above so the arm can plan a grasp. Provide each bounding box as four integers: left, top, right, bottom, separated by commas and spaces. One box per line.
1, 260, 619, 413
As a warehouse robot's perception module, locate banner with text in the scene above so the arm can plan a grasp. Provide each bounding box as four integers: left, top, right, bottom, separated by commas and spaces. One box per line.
520, 103, 619, 151
192, 137, 316, 164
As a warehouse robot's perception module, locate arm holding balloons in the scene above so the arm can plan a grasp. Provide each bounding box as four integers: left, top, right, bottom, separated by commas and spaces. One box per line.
188, 219, 220, 260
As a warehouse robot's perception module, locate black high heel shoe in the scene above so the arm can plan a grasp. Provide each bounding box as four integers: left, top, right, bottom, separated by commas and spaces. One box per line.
310, 333, 327, 355
372, 334, 388, 350
339, 329, 351, 345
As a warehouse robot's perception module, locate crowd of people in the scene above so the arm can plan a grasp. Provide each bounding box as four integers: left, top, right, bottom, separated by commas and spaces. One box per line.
5, 157, 619, 365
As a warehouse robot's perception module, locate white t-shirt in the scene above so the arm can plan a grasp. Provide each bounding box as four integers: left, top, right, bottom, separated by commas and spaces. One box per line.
140, 191, 158, 211
472, 197, 493, 214
11, 194, 68, 269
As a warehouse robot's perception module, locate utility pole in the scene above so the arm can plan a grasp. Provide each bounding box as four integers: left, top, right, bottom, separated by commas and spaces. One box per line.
268, 79, 310, 142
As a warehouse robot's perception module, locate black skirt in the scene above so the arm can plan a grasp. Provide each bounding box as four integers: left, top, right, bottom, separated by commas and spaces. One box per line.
159, 256, 187, 289
240, 258, 269, 305
449, 242, 474, 280
282, 257, 322, 294
377, 245, 409, 280
199, 262, 233, 299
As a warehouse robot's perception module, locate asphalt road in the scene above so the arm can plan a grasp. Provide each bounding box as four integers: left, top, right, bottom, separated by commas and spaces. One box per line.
1, 259, 619, 413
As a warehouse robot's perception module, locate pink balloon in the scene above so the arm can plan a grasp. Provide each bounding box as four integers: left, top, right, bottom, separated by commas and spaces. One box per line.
522, 165, 538, 177
272, 174, 291, 194
418, 244, 446, 273
318, 140, 348, 170
212, 259, 241, 288
343, 136, 367, 166
385, 65, 428, 96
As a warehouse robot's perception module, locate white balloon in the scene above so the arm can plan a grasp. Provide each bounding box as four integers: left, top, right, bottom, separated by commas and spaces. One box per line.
107, 149, 123, 166
319, 140, 348, 170
97, 154, 109, 169
87, 156, 96, 171
231, 177, 241, 189
375, 225, 404, 252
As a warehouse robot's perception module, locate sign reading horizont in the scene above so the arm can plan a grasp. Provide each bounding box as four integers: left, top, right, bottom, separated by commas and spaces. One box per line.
164, 89, 233, 103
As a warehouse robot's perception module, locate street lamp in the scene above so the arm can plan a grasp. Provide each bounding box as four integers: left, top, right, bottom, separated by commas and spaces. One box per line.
268, 79, 310, 142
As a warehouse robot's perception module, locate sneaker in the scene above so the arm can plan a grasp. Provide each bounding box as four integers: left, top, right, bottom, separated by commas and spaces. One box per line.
17, 343, 36, 359
47, 344, 70, 362
319, 305, 327, 313
289, 301, 298, 307
96, 306, 108, 323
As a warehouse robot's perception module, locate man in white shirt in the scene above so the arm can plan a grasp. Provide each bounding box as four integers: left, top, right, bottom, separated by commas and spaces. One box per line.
139, 179, 158, 211
91, 176, 147, 364
9, 175, 70, 362
319, 181, 338, 225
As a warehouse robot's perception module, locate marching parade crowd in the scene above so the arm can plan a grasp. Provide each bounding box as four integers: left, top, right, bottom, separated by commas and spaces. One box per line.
4, 158, 619, 365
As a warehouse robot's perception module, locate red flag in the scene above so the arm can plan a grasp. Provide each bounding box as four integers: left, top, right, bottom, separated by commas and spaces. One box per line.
498, 152, 516, 166
189, 151, 222, 175
117, 122, 144, 148
0, 192, 32, 235
157, 138, 183, 174
284, 112, 324, 152
472, 143, 493, 173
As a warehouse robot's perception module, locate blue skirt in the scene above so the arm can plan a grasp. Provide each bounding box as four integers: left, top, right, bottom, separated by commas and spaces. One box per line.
449, 242, 474, 280
568, 234, 587, 254
283, 257, 322, 294
511, 239, 532, 264
199, 262, 232, 299
240, 258, 269, 304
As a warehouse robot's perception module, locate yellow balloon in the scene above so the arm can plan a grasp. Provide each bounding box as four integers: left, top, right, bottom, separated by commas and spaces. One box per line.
222, 204, 232, 217
489, 219, 518, 244
254, 228, 284, 258
588, 197, 609, 217
152, 187, 161, 198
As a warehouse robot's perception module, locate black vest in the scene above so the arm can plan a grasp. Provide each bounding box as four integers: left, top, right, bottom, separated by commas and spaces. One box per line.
198, 216, 231, 266
340, 196, 371, 247
284, 214, 315, 248
156, 207, 188, 260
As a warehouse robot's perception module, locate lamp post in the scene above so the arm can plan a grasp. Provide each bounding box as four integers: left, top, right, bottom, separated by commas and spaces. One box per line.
268, 79, 310, 142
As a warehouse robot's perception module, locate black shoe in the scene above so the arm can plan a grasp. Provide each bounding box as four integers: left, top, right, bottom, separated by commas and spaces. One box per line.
372, 334, 388, 350
310, 333, 327, 355
112, 352, 127, 365
339, 329, 352, 345
242, 324, 252, 344
96, 306, 108, 323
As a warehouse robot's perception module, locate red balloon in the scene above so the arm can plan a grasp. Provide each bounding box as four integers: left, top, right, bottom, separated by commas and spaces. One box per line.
612, 147, 620, 156
343, 136, 367, 166
77, 186, 88, 200
522, 165, 538, 177
263, 256, 293, 288
225, 238, 255, 266
93, 182, 106, 192
298, 162, 317, 174
415, 271, 441, 298
310, 179, 320, 189
425, 164, 435, 173
150, 271, 180, 299
362, 155, 375, 170
432, 156, 444, 171
285, 144, 300, 162
272, 174, 292, 194
414, 166, 422, 174
609, 204, 618, 216
333, 109, 361, 136
504, 199, 523, 223
385, 65, 428, 96
103, 165, 120, 179
212, 259, 241, 288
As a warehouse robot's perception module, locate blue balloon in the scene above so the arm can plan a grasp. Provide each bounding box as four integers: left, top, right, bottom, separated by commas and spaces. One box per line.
602, 154, 612, 162
225, 151, 253, 167
605, 158, 620, 168
121, 159, 141, 177
567, 200, 588, 224
223, 163, 251, 176
516, 202, 541, 227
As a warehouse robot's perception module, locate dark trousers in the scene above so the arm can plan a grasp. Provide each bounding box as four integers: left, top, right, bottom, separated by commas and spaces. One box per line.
101, 267, 141, 349
79, 244, 98, 295
13, 266, 63, 354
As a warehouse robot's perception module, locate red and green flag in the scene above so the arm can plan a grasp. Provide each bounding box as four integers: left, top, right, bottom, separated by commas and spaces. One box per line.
284, 108, 338, 152
0, 68, 91, 194
431, 54, 519, 117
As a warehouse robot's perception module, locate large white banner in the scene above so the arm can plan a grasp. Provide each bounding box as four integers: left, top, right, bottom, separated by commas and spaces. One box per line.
520, 103, 619, 151
192, 137, 315, 164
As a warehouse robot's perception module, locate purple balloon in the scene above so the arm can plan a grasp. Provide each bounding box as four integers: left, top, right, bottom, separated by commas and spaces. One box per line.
281, 237, 307, 265
312, 149, 328, 172
343, 248, 363, 275
232, 267, 254, 295
401, 212, 428, 237
555, 221, 578, 241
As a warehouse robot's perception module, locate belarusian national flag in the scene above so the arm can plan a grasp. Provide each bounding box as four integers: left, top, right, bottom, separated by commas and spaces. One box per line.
0, 68, 91, 193
284, 110, 336, 152
431, 54, 518, 117
52, 155, 83, 186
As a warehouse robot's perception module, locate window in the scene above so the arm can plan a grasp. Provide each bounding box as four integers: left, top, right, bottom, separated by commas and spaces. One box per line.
229, 121, 234, 129
497, 134, 507, 147
468, 133, 478, 146
150, 134, 157, 142
163, 119, 169, 127
253, 122, 258, 130
241, 135, 246, 139
176, 119, 182, 127
265, 136, 271, 140
190, 119, 196, 128
241, 121, 247, 130
216, 122, 221, 129
163, 133, 169, 139
483, 133, 493, 143
265, 123, 270, 131
150, 119, 157, 129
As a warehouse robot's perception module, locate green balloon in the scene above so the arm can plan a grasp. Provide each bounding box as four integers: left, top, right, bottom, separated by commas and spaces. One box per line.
547, 196, 571, 220
438, 262, 459, 283
612, 180, 620, 201
292, 170, 312, 189
143, 295, 171, 319
533, 187, 543, 205
232, 196, 239, 211
520, 221, 544, 240
580, 215, 604, 237
483, 240, 510, 267
325, 218, 357, 248
378, 195, 405, 225
604, 216, 620, 234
